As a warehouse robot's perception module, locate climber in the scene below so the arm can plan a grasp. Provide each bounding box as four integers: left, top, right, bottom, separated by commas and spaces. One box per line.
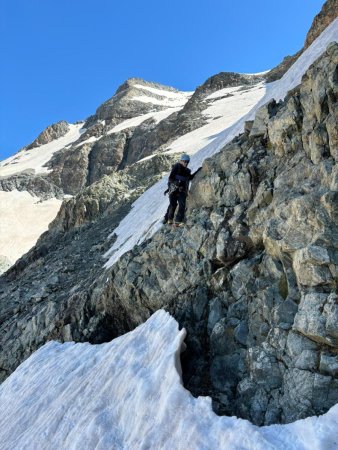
163, 154, 201, 227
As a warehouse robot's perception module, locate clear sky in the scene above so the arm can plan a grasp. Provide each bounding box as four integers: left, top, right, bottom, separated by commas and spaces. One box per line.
1, 0, 325, 160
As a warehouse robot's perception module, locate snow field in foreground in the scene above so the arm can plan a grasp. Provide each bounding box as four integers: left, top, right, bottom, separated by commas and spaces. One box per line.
104, 20, 338, 269
0, 124, 84, 177
0, 310, 337, 450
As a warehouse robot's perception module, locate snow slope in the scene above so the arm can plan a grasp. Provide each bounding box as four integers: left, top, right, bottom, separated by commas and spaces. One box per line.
164, 82, 266, 157
0, 124, 84, 269
107, 106, 184, 135
132, 94, 190, 107
0, 190, 62, 265
0, 124, 84, 177
104, 19, 338, 269
132, 84, 192, 107
0, 310, 337, 450
134, 84, 193, 98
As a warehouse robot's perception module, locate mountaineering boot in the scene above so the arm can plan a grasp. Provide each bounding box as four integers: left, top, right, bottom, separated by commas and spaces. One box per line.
174, 222, 184, 227
168, 219, 173, 225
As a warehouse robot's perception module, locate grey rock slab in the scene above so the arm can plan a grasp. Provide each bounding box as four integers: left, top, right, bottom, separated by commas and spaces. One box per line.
319, 352, 338, 376
293, 293, 338, 347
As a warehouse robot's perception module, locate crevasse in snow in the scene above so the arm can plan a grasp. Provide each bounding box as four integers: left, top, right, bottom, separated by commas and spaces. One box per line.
0, 310, 337, 450
104, 19, 338, 269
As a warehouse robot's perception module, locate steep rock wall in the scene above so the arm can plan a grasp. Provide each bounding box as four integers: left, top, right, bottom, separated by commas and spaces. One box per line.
103, 43, 338, 425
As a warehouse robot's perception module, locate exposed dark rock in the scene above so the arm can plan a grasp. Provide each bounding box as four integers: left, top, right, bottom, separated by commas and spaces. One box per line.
0, 172, 64, 200
87, 131, 132, 184
194, 72, 264, 98
47, 143, 92, 195
50, 153, 178, 231
25, 121, 70, 150
77, 122, 105, 143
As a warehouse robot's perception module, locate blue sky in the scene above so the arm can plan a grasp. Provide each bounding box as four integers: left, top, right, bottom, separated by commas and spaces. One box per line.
1, 0, 325, 160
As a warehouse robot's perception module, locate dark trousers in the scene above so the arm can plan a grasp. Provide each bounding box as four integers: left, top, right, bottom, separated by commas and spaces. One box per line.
165, 190, 187, 223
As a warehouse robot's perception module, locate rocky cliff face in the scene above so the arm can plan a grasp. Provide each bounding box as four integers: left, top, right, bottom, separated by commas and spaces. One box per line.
0, 172, 64, 200
50, 153, 178, 232
104, 43, 338, 425
0, 42, 337, 427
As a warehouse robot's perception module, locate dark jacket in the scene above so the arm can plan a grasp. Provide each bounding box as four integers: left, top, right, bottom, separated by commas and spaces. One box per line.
168, 163, 195, 193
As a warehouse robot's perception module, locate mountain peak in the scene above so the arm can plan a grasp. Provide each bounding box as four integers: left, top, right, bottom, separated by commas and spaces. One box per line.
96, 78, 191, 121
115, 77, 181, 95
25, 120, 70, 151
